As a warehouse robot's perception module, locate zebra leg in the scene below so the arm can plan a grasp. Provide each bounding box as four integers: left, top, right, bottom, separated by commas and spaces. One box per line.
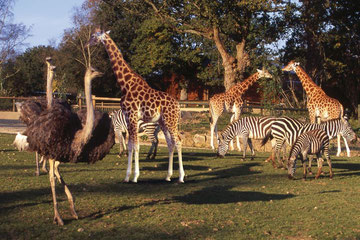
248, 138, 255, 160
301, 155, 307, 180
315, 158, 324, 179
327, 157, 333, 179
307, 155, 313, 175
241, 136, 248, 161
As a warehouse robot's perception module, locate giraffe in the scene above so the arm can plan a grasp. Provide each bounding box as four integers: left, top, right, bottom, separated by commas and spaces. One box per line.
87, 29, 184, 183
282, 60, 351, 157
209, 69, 272, 150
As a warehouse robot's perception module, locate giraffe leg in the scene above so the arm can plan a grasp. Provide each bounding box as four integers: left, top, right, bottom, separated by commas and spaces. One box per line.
54, 161, 78, 219
163, 130, 174, 181
132, 140, 140, 183
48, 159, 64, 226
336, 134, 342, 157
210, 114, 219, 150
124, 141, 134, 182
35, 152, 40, 176
176, 140, 185, 183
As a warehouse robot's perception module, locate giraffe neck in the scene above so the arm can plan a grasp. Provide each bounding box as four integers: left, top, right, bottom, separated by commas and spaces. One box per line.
295, 66, 323, 98
102, 35, 149, 94
235, 72, 260, 94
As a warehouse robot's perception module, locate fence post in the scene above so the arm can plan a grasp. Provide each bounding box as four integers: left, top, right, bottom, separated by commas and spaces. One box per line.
78, 94, 82, 109
93, 95, 96, 109
12, 97, 15, 112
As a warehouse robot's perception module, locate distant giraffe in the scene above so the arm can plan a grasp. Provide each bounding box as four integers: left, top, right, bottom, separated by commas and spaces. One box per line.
282, 60, 350, 157
209, 69, 272, 150
87, 29, 184, 183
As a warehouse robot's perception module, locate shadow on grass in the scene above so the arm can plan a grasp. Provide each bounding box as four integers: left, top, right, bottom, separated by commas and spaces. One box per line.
332, 162, 360, 177
174, 185, 295, 204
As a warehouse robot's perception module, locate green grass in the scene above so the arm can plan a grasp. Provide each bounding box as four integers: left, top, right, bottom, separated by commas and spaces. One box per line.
1, 133, 360, 239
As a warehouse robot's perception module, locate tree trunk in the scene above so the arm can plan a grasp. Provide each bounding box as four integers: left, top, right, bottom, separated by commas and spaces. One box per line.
179, 87, 187, 100
212, 27, 249, 91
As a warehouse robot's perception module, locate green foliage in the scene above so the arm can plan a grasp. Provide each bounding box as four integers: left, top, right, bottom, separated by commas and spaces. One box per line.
3, 46, 55, 96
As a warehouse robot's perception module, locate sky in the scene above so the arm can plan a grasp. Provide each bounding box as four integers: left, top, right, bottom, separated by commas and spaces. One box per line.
12, 0, 84, 50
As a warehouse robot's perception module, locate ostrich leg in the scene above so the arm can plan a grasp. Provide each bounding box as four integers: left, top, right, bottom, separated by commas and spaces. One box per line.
40, 156, 48, 173
48, 159, 64, 225
54, 161, 78, 219
35, 152, 40, 176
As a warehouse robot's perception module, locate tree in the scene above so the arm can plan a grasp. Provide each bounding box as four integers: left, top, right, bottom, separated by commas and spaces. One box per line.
0, 0, 31, 94
139, 0, 285, 91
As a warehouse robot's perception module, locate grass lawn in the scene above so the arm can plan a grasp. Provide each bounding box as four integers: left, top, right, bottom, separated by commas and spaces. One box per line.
1, 132, 360, 239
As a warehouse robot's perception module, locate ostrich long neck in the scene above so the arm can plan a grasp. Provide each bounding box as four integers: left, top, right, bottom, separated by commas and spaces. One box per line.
82, 75, 94, 143
46, 66, 53, 108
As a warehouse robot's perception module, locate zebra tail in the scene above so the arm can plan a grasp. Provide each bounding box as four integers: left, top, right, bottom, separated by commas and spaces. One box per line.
261, 132, 272, 146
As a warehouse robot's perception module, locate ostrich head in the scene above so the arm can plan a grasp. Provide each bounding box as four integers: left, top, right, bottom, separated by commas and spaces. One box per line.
81, 66, 103, 145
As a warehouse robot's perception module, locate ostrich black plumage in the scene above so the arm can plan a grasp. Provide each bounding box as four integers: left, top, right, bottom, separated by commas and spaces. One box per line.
16, 62, 115, 225
14, 57, 70, 175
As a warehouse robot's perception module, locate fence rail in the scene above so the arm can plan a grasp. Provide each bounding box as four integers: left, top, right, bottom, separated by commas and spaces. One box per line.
0, 95, 309, 116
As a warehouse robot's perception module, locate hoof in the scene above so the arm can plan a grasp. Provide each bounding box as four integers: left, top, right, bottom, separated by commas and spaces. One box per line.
288, 174, 294, 180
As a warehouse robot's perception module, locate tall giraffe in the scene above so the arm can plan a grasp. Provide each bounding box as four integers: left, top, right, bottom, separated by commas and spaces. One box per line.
282, 60, 350, 157
87, 29, 184, 183
209, 69, 272, 150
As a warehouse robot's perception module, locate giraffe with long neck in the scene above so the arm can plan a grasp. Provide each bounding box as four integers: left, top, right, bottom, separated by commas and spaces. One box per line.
209, 69, 272, 150
282, 60, 351, 157
87, 29, 184, 183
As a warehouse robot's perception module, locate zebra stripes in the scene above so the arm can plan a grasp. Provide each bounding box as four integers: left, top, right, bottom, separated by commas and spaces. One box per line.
262, 117, 357, 168
217, 116, 276, 160
287, 129, 332, 180
109, 109, 160, 160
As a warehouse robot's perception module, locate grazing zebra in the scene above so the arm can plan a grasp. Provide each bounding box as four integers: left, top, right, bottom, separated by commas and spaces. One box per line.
217, 116, 277, 163
287, 129, 332, 180
262, 117, 357, 168
109, 109, 160, 160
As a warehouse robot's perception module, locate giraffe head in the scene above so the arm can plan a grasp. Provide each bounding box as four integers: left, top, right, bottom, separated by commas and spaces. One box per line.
86, 28, 111, 47
282, 60, 300, 72
257, 68, 272, 79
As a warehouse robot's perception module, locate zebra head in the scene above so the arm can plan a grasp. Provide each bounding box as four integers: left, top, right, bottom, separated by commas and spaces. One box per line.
339, 118, 357, 143
287, 156, 297, 179
216, 133, 229, 158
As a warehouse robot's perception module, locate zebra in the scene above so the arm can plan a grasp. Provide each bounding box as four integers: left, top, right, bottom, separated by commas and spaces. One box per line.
109, 109, 160, 160
217, 116, 277, 163
287, 129, 332, 180
262, 117, 357, 168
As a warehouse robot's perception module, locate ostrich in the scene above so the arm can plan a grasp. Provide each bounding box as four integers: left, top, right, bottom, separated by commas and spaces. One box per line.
15, 65, 115, 225
14, 57, 70, 175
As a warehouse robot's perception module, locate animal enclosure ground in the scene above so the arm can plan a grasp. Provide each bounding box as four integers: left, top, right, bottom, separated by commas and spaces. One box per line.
0, 133, 360, 239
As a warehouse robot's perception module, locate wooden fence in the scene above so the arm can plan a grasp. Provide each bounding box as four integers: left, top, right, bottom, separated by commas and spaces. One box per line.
0, 95, 308, 116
